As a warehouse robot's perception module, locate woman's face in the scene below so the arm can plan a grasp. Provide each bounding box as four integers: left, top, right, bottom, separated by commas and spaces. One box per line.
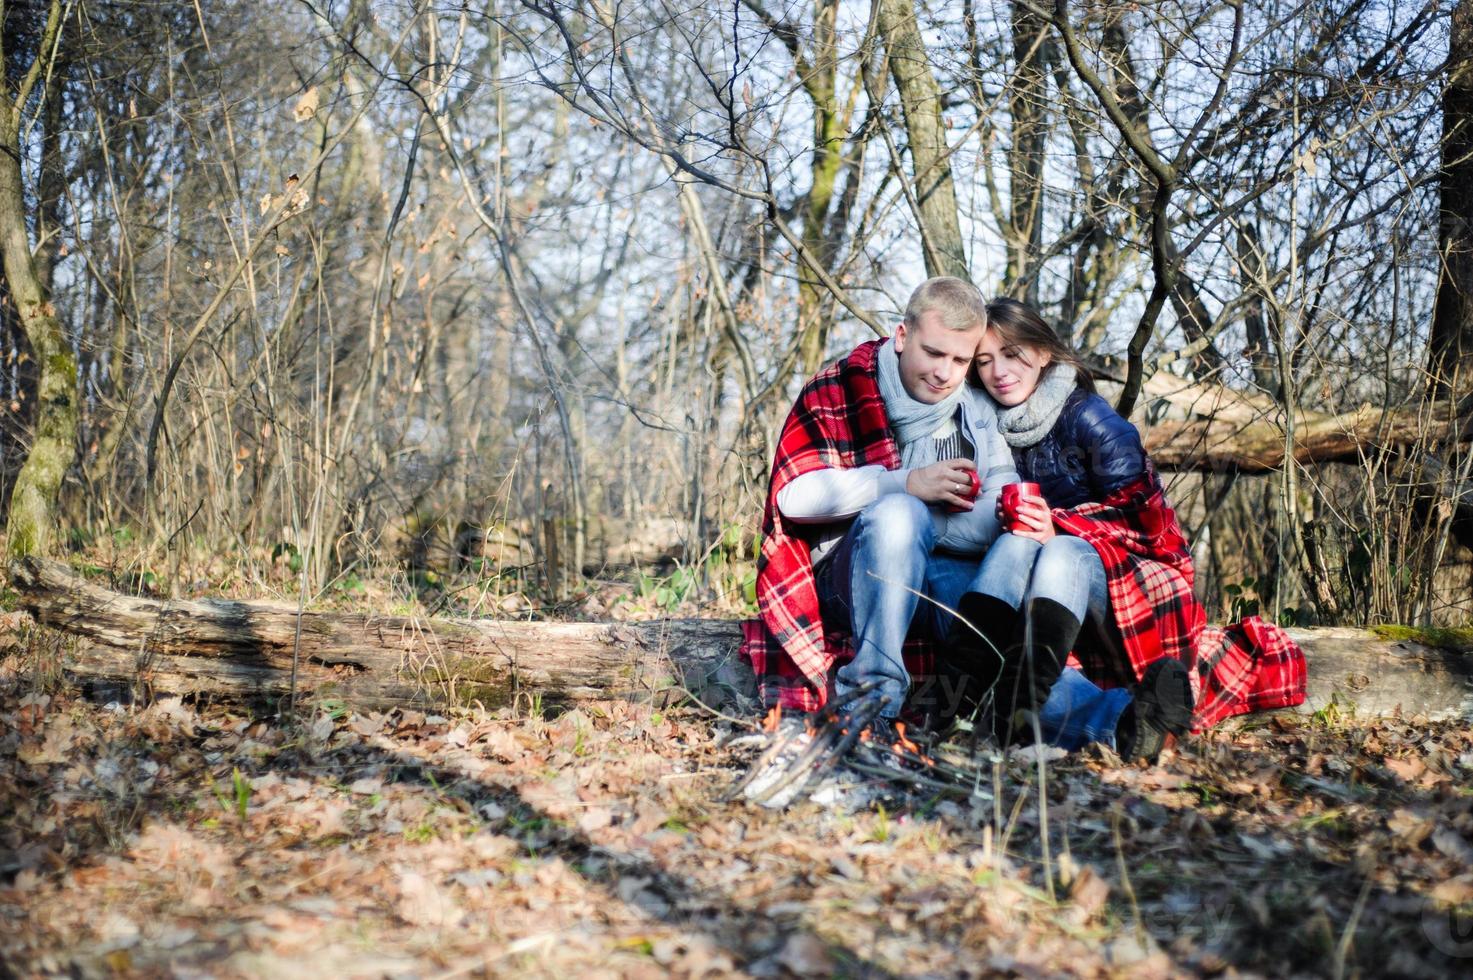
974, 328, 1051, 407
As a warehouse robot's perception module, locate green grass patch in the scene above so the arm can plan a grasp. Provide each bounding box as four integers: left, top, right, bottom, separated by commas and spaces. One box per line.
1370, 624, 1473, 651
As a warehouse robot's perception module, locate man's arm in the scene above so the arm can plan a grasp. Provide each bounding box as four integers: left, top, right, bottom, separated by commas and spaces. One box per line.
775, 465, 910, 523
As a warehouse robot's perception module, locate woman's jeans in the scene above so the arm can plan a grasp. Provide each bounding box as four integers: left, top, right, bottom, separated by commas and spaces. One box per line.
814, 497, 1131, 748
973, 532, 1131, 749
972, 532, 1109, 626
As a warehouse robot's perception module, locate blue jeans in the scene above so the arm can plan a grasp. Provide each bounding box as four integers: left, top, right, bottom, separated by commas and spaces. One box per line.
972, 532, 1131, 749
1036, 667, 1135, 751
814, 501, 1132, 745
815, 495, 985, 719
972, 532, 1108, 625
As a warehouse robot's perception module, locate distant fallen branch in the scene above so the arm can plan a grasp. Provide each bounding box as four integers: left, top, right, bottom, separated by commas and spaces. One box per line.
1143, 401, 1472, 472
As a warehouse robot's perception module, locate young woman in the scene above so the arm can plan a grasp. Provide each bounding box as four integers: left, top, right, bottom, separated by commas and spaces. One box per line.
953, 297, 1202, 760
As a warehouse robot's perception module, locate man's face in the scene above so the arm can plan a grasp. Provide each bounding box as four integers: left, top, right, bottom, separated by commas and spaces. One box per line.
893, 310, 982, 404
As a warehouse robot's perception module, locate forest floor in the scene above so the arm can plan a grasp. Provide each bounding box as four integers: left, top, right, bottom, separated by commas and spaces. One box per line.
3, 640, 1473, 979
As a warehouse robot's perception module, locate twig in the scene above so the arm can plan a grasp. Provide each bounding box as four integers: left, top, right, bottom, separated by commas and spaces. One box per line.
1332, 875, 1374, 980
1111, 805, 1149, 952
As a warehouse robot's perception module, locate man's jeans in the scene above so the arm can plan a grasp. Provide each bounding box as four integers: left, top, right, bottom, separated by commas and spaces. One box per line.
1038, 668, 1134, 751
814, 497, 1131, 748
814, 494, 981, 719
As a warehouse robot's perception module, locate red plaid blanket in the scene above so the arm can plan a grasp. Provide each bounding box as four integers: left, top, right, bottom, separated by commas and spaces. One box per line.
1051, 466, 1206, 687
1190, 617, 1307, 731
1052, 468, 1305, 728
741, 339, 936, 711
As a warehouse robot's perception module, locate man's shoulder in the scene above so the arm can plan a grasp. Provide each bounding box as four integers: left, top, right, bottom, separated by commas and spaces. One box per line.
795, 339, 883, 400
820, 338, 883, 378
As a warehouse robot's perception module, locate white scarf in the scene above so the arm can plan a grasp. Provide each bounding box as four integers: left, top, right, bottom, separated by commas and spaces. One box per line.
995, 364, 1077, 448
875, 336, 969, 468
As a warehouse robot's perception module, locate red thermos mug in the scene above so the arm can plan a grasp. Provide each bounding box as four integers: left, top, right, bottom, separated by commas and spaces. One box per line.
999, 482, 1043, 528
945, 469, 982, 513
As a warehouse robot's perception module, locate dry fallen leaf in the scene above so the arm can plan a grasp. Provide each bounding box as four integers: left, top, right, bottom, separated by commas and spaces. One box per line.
294, 86, 319, 121
1387, 808, 1434, 848
1385, 756, 1427, 783
310, 714, 335, 742
18, 715, 76, 766
578, 807, 614, 834
1069, 865, 1111, 921
396, 871, 456, 927
1432, 876, 1473, 906
775, 932, 834, 977
307, 799, 351, 838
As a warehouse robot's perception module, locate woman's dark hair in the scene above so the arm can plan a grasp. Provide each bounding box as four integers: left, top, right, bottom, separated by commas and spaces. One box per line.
980, 297, 1096, 394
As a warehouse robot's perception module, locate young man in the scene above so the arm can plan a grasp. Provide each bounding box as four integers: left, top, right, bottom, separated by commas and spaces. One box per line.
741, 277, 1018, 735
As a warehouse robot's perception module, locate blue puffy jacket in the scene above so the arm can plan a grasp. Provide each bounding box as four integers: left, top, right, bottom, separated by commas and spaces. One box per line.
1012, 388, 1147, 509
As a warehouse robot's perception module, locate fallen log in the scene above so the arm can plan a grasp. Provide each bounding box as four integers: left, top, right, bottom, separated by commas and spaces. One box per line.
1141, 403, 1472, 473
8, 557, 755, 713
8, 558, 1472, 722
1280, 626, 1473, 722
1091, 363, 1473, 474
1094, 357, 1473, 474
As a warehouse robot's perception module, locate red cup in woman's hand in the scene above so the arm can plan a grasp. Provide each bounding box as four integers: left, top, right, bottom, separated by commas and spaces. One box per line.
999, 481, 1043, 528
945, 469, 982, 513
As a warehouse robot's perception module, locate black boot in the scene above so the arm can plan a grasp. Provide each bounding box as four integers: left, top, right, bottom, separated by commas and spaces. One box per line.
1116, 657, 1195, 762
939, 592, 1018, 724
993, 597, 1079, 747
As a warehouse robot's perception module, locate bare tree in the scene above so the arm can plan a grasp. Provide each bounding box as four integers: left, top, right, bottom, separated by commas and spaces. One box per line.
875, 0, 967, 280
0, 0, 75, 558
1432, 0, 1473, 399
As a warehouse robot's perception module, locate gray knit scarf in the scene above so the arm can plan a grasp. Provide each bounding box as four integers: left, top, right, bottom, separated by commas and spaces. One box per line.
875, 336, 969, 468
996, 363, 1078, 448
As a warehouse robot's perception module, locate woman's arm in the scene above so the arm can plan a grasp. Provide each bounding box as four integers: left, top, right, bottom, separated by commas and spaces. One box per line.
1072, 394, 1147, 500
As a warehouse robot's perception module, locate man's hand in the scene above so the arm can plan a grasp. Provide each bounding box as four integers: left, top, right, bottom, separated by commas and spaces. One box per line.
907, 459, 979, 509
999, 488, 1055, 543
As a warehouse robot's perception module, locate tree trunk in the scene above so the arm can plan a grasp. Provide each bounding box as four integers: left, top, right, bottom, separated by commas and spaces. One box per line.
1237, 223, 1279, 393
876, 0, 968, 280
0, 0, 78, 558
1005, 1, 1050, 303
1430, 0, 1473, 552
1430, 0, 1473, 397
795, 0, 843, 376
10, 558, 1473, 723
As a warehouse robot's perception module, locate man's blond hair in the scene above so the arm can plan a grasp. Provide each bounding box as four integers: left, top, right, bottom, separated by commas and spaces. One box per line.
902, 276, 987, 332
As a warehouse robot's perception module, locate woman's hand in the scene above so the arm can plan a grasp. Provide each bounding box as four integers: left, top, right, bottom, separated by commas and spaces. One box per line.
1000, 488, 1055, 542
907, 459, 979, 509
